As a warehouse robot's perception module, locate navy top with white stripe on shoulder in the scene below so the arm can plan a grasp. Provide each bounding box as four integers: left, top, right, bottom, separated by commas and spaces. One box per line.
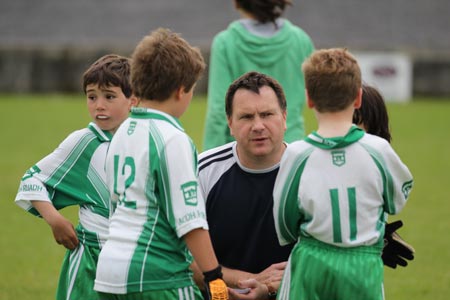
198, 142, 294, 273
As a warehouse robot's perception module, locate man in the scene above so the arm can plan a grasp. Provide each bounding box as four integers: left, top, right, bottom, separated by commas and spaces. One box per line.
195, 72, 290, 299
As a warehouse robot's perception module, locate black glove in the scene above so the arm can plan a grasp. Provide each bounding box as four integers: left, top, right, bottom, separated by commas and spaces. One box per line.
382, 220, 415, 268
203, 265, 228, 300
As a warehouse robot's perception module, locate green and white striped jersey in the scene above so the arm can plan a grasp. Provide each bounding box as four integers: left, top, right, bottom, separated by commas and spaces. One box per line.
15, 122, 112, 247
94, 107, 208, 294
273, 126, 413, 248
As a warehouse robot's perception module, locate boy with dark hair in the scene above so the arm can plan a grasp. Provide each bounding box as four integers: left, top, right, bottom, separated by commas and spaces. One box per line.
354, 83, 415, 268
15, 54, 136, 300
353, 84, 392, 143
94, 28, 228, 300
273, 48, 414, 300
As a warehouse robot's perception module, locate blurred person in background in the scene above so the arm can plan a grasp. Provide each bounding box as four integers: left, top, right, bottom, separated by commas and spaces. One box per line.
203, 0, 314, 151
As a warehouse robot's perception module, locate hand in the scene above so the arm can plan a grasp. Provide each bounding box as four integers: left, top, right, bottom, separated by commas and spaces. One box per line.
382, 220, 415, 268
204, 266, 229, 300
254, 262, 286, 291
31, 201, 79, 250
48, 213, 79, 250
228, 279, 268, 300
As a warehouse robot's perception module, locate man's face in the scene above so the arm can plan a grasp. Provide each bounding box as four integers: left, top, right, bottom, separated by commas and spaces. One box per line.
228, 86, 287, 166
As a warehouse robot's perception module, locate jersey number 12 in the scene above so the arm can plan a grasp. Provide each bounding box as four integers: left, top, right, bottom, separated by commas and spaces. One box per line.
113, 155, 137, 209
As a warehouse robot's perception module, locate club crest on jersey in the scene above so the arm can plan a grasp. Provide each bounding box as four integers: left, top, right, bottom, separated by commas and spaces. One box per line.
127, 121, 137, 135
331, 150, 346, 167
181, 181, 198, 206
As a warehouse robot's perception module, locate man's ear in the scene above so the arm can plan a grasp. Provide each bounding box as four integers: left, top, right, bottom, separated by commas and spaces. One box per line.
282, 110, 287, 131
227, 116, 234, 137
354, 87, 363, 109
306, 89, 315, 108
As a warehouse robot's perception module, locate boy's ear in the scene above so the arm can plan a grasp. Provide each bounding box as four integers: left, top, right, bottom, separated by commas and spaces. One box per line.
130, 95, 139, 107
354, 87, 363, 109
175, 86, 186, 100
306, 90, 315, 108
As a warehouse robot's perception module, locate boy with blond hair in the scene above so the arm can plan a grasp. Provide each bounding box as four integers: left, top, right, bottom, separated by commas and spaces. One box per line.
273, 48, 413, 300
94, 28, 228, 300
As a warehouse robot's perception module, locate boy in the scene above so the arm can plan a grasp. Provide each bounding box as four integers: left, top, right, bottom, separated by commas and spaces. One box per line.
354, 84, 392, 143
15, 54, 136, 300
94, 28, 228, 300
273, 48, 414, 299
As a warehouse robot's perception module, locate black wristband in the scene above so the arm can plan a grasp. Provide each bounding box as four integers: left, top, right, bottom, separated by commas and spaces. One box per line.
203, 265, 223, 283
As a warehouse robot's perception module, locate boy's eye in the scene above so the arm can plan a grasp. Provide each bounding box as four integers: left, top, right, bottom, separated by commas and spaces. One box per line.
106, 94, 116, 100
88, 95, 96, 101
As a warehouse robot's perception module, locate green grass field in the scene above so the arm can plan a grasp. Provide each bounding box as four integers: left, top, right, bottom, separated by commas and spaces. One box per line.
1, 94, 449, 299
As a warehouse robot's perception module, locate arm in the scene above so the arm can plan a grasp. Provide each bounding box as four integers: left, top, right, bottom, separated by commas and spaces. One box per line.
184, 228, 228, 300
222, 262, 286, 289
192, 260, 286, 299
273, 145, 308, 245
226, 263, 285, 300
379, 143, 413, 214
32, 200, 79, 250
15, 129, 95, 213
184, 228, 219, 273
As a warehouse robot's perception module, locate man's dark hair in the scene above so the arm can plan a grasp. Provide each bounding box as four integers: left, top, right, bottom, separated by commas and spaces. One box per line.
225, 71, 287, 117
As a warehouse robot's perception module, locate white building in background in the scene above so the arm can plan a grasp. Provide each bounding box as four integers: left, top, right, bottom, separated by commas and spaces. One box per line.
355, 52, 412, 102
